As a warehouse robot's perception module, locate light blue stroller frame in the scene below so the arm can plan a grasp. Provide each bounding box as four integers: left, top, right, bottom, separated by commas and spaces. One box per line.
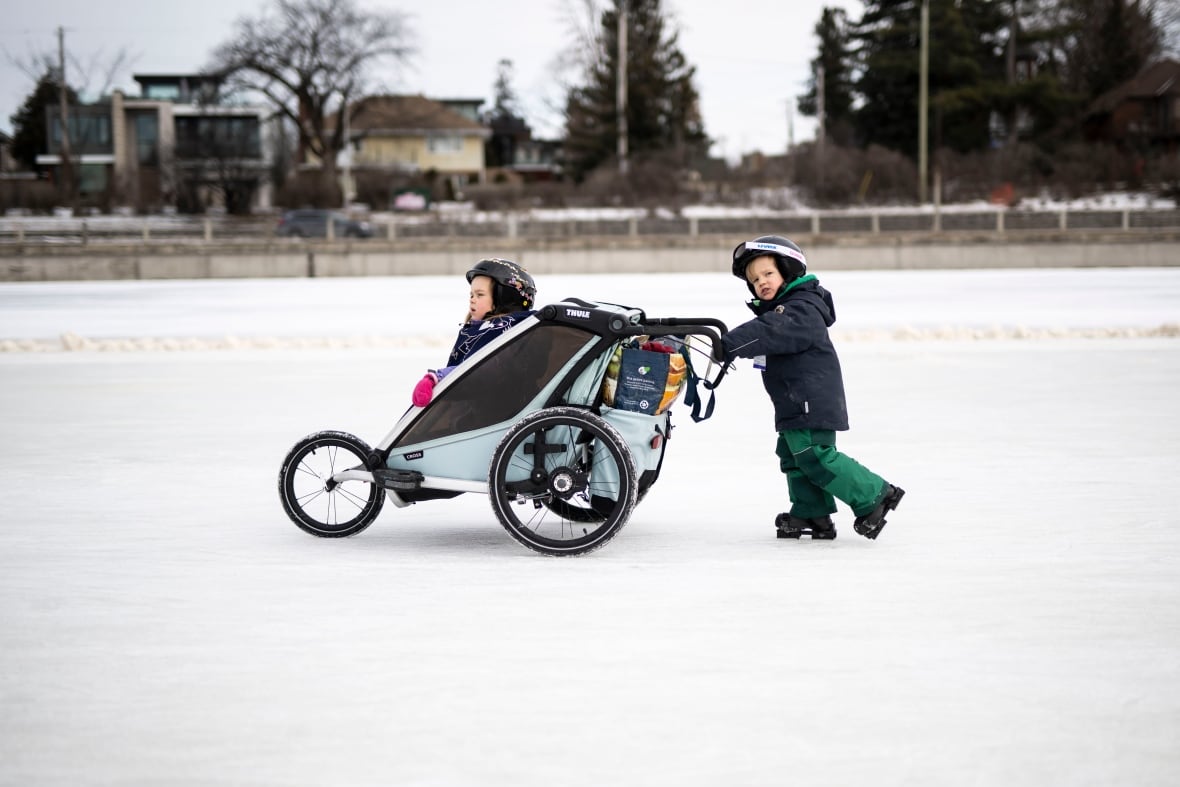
278, 298, 729, 556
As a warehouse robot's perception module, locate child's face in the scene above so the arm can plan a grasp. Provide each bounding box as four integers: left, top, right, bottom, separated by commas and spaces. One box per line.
745, 256, 785, 301
469, 275, 496, 320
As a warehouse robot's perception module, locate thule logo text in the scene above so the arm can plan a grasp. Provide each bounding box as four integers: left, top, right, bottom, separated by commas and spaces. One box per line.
565, 308, 591, 319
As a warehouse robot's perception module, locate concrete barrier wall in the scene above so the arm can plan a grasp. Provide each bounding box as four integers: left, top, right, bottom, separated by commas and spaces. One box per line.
2, 234, 1177, 281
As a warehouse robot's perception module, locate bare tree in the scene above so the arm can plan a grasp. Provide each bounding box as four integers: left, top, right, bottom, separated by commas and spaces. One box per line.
1156, 0, 1180, 56
542, 0, 604, 123
5, 43, 135, 101
211, 0, 414, 205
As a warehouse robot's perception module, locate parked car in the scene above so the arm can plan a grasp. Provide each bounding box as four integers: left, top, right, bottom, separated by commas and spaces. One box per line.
276, 210, 374, 238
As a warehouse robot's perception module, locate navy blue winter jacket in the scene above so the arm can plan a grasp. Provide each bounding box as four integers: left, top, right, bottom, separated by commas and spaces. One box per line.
446, 310, 534, 367
721, 275, 850, 432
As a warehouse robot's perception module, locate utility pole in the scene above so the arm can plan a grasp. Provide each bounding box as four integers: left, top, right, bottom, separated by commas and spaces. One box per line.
786, 99, 795, 186
918, 0, 929, 203
787, 100, 794, 152
57, 25, 75, 208
342, 101, 353, 207
816, 64, 825, 194
616, 0, 628, 175
1006, 0, 1019, 147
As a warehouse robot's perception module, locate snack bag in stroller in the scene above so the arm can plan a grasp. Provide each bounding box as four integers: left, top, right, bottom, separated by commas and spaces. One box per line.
601, 338, 689, 416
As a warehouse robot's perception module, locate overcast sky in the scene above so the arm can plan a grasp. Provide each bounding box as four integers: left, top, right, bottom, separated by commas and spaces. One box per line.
1, 0, 862, 162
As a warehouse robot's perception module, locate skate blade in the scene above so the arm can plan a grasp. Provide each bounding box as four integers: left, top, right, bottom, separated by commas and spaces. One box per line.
777, 529, 835, 540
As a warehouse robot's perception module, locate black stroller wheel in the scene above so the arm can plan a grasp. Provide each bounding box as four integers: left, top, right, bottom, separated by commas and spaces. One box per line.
279, 431, 384, 537
489, 407, 638, 556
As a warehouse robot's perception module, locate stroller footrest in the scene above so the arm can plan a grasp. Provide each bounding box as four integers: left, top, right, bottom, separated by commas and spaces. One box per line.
373, 468, 425, 491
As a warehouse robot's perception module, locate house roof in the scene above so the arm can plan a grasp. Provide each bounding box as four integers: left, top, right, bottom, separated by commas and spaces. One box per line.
133, 73, 228, 85
349, 94, 489, 137
1087, 58, 1180, 116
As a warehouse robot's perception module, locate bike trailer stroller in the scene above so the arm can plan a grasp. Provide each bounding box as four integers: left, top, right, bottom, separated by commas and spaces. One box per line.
279, 298, 728, 556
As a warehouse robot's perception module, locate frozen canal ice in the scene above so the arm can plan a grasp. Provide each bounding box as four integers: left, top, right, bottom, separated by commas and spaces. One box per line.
1, 269, 1179, 785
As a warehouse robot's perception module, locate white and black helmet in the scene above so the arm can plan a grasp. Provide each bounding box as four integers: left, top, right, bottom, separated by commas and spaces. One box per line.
731, 235, 807, 296
466, 258, 537, 312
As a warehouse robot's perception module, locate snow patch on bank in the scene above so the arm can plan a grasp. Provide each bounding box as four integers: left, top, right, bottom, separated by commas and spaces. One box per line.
2, 325, 1177, 353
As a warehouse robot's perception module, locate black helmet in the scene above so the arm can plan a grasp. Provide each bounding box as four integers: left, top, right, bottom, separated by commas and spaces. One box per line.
731, 235, 807, 296
466, 257, 537, 313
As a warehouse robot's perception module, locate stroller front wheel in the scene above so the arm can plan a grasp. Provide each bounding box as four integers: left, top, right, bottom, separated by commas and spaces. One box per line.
278, 431, 384, 537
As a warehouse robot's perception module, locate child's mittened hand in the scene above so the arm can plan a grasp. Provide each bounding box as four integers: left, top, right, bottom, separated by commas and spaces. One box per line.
412, 372, 438, 407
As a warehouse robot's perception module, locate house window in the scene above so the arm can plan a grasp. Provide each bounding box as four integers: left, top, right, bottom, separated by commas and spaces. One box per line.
50, 114, 112, 154
77, 163, 108, 195
174, 115, 262, 159
135, 113, 158, 165
144, 84, 181, 101
426, 135, 463, 154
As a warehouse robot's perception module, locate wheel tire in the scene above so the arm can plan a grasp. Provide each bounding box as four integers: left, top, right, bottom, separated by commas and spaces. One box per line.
489, 407, 638, 556
278, 430, 384, 537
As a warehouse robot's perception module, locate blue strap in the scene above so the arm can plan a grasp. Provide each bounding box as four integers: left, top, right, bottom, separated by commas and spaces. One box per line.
681, 347, 717, 423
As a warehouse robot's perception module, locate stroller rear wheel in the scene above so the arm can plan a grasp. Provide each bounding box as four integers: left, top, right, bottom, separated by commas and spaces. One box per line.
278, 431, 384, 537
489, 407, 638, 556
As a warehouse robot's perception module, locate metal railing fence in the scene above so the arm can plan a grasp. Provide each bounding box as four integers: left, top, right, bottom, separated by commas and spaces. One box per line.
1, 207, 1177, 246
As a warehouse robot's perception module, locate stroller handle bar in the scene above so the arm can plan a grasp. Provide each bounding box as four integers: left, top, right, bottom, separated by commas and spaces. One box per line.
539, 300, 731, 389
618, 317, 728, 361
540, 302, 726, 353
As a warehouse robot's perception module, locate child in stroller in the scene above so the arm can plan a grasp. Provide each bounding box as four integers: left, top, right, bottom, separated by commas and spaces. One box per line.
412, 258, 537, 406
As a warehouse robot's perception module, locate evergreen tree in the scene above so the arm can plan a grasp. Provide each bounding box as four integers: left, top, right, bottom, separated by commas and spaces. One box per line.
8, 70, 77, 173
1023, 0, 1161, 100
851, 0, 1012, 156
798, 8, 857, 146
486, 59, 529, 169
563, 0, 707, 181
927, 0, 1010, 152
1084, 0, 1160, 97
850, 0, 923, 156
491, 58, 520, 120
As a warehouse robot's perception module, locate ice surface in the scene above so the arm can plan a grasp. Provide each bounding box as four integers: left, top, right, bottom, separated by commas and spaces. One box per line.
2, 268, 1179, 350
1, 269, 1179, 786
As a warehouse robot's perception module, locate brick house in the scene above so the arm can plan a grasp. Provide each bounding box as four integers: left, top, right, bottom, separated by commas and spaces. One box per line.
1083, 58, 1180, 155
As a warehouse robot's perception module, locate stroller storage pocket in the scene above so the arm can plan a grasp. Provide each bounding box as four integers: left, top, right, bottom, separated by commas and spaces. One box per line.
601, 340, 688, 416
601, 406, 668, 478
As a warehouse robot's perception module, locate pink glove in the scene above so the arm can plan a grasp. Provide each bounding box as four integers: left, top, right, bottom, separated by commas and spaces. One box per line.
412, 372, 438, 407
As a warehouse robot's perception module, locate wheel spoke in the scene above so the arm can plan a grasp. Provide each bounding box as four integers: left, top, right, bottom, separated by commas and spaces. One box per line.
334, 484, 371, 511
295, 461, 323, 481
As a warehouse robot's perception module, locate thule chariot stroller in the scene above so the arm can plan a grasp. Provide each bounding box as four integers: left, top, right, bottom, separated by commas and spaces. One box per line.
278, 299, 728, 556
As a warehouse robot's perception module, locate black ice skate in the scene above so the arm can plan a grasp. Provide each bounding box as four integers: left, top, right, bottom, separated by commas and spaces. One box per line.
853, 484, 905, 540
775, 513, 837, 540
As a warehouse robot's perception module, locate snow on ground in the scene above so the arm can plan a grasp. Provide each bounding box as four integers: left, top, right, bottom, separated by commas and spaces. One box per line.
1, 269, 1179, 786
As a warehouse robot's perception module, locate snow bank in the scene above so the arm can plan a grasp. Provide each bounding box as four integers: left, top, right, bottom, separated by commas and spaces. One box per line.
2, 324, 1177, 353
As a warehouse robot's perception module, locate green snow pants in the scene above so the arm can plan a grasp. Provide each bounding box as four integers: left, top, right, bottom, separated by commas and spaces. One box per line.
776, 429, 887, 519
